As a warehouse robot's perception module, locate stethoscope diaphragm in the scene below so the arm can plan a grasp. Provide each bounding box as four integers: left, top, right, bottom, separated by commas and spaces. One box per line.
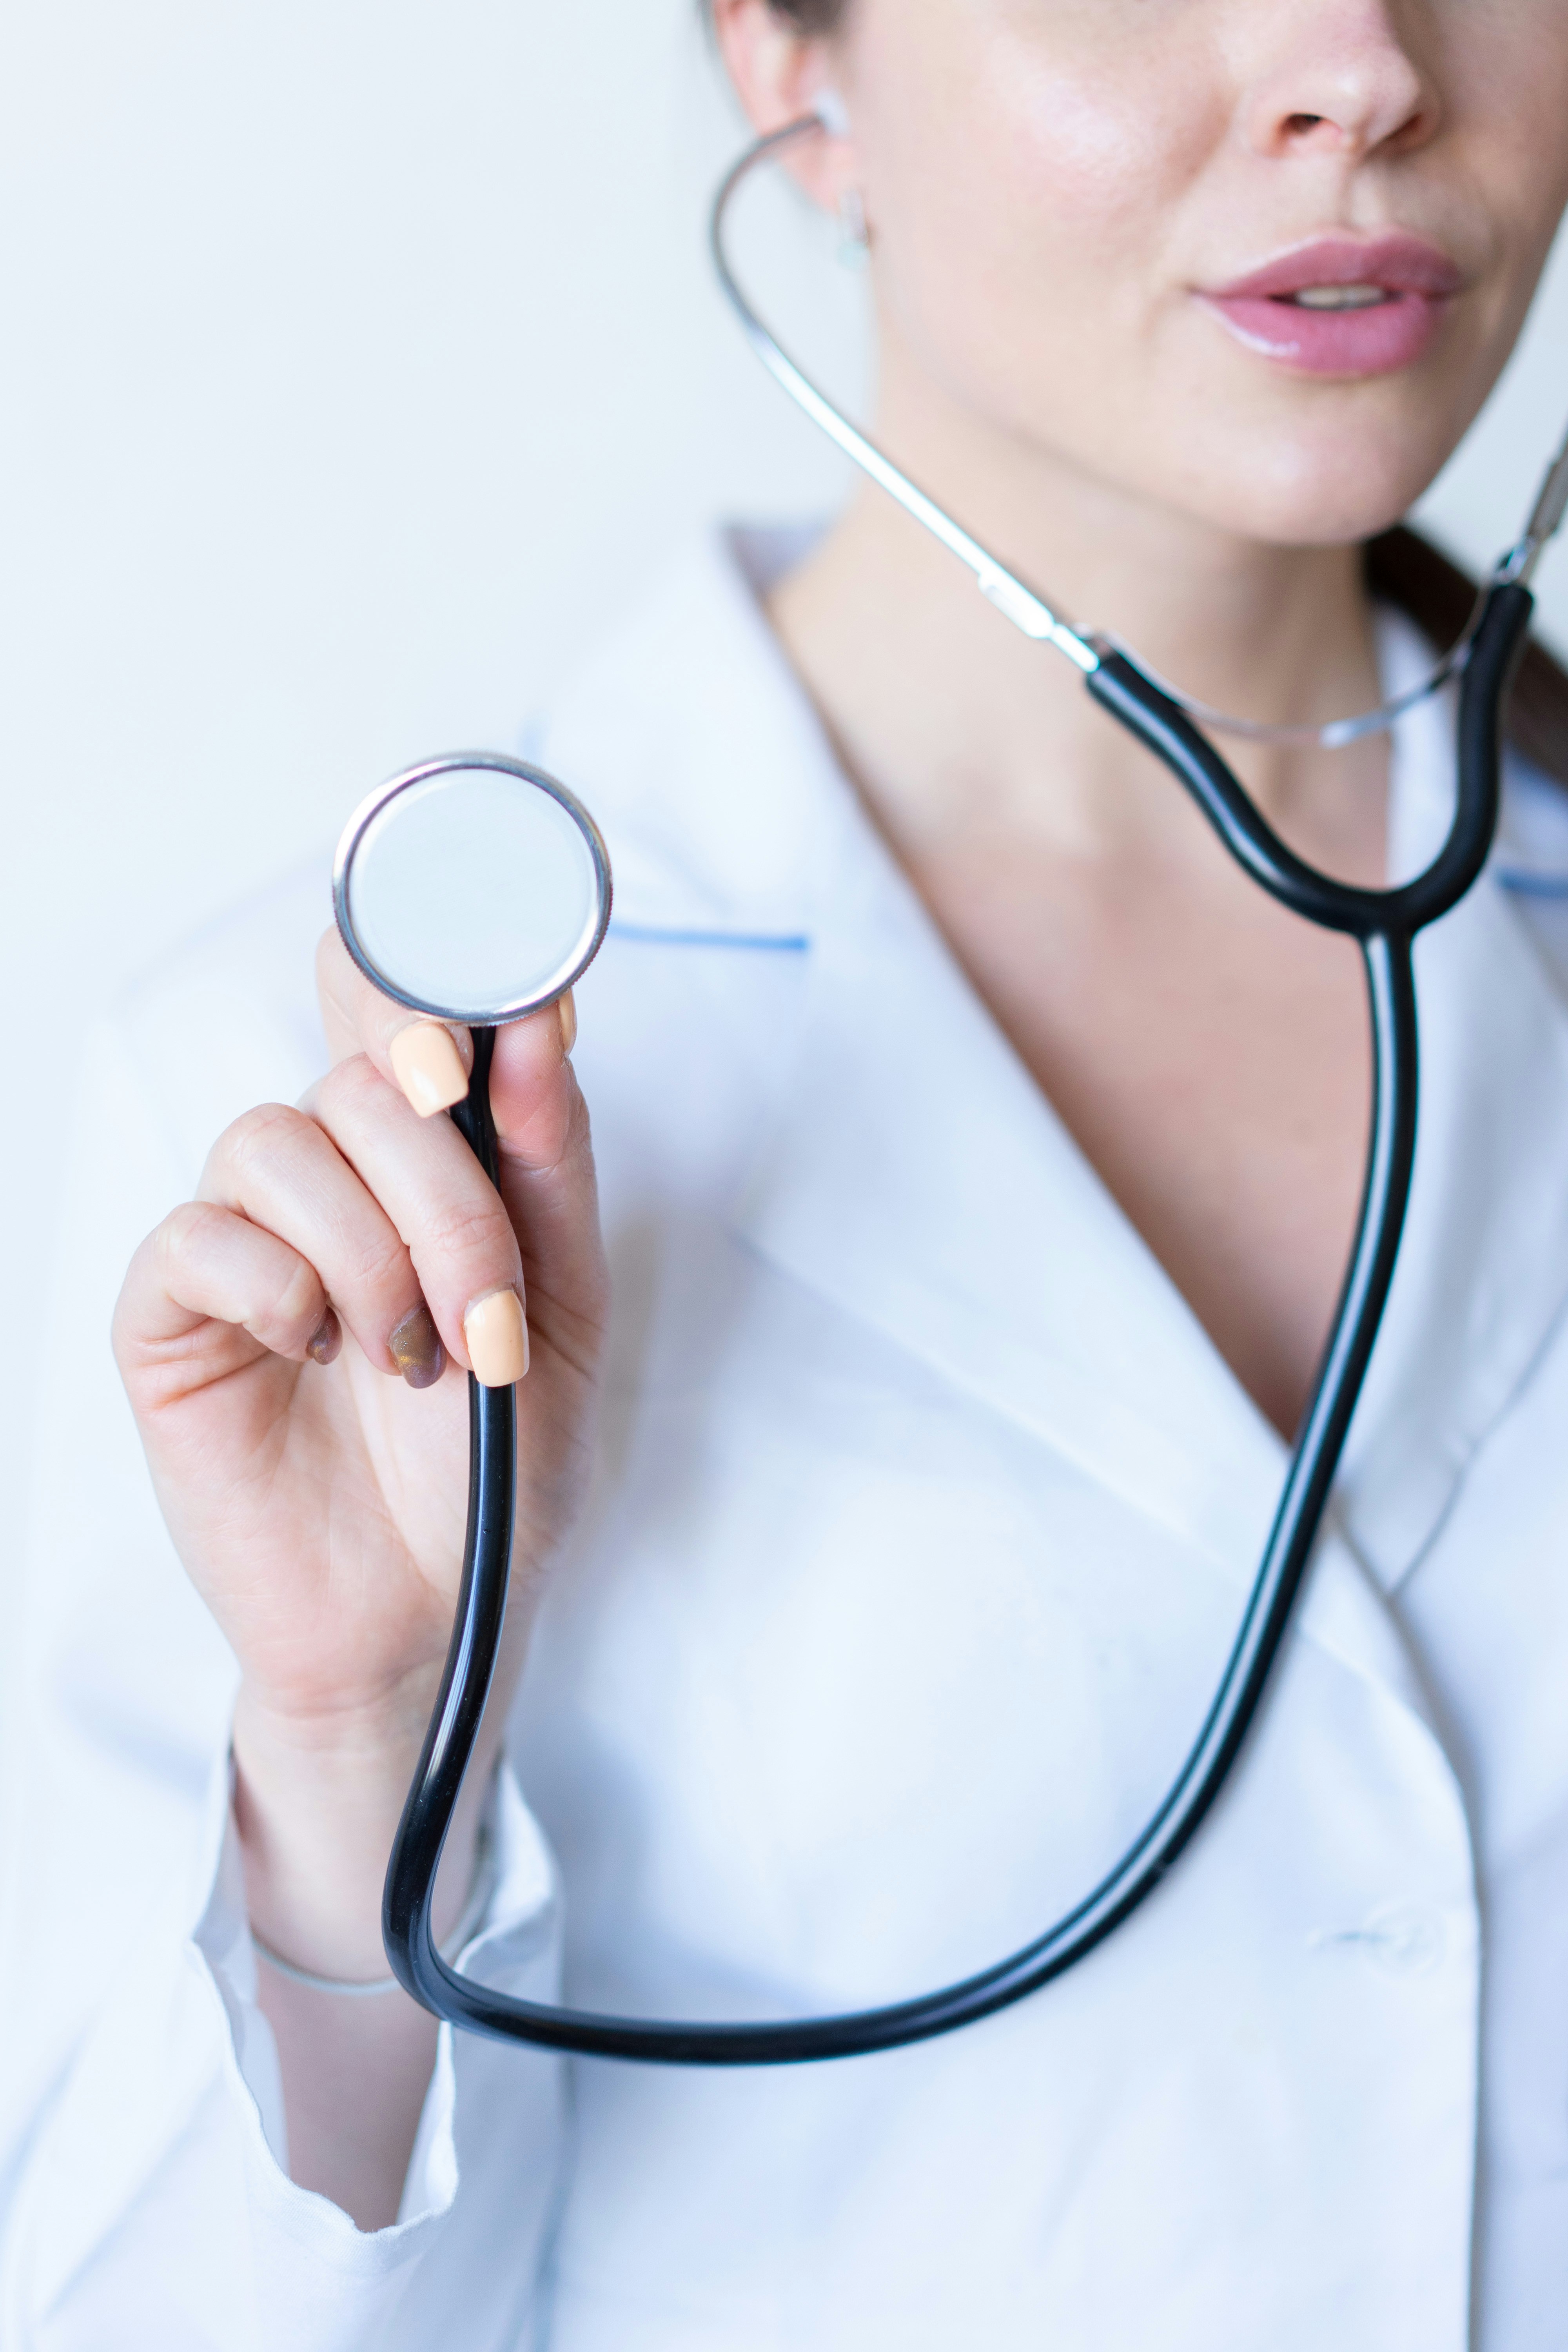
334, 752, 612, 1029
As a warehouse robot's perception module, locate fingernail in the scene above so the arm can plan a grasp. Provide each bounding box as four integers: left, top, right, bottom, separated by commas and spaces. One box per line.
557, 990, 577, 1057
307, 1308, 341, 1366
390, 1023, 468, 1119
464, 1289, 529, 1387
389, 1301, 446, 1390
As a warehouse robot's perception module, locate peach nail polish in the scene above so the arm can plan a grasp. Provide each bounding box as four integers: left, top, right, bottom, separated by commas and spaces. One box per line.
464, 1289, 529, 1387
390, 1023, 468, 1118
557, 990, 577, 1056
389, 1301, 446, 1390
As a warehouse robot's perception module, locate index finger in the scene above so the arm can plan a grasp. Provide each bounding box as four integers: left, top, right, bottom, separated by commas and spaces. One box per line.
315, 927, 578, 1123
316, 927, 473, 1105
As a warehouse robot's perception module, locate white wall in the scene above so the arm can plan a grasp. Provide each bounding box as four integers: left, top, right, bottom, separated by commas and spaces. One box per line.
3, 0, 1566, 1531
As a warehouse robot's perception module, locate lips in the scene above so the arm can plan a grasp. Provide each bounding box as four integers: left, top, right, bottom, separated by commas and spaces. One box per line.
1200, 234, 1464, 377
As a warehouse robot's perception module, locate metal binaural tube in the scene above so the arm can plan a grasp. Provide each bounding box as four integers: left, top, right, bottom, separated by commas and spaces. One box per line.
711, 112, 1567, 750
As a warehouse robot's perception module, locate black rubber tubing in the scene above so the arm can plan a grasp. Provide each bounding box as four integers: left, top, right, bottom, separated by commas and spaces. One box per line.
382, 581, 1535, 2064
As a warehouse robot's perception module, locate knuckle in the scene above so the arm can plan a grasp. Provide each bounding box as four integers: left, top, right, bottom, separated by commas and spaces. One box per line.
423, 1190, 516, 1277
216, 1100, 312, 1186
272, 1254, 322, 1334
342, 1226, 411, 1297
156, 1197, 228, 1269
113, 1227, 165, 1350
315, 1050, 387, 1126
518, 1074, 593, 1181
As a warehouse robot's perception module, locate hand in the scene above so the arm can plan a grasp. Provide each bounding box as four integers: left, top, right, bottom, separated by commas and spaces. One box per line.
114, 931, 608, 1982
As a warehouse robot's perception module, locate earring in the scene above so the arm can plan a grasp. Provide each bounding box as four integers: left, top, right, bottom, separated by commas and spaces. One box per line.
837, 186, 870, 271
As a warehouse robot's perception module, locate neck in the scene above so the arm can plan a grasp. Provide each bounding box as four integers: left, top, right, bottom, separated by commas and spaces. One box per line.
768, 353, 1390, 886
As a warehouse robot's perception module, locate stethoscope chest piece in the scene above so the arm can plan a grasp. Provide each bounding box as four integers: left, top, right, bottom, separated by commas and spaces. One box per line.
334, 752, 612, 1027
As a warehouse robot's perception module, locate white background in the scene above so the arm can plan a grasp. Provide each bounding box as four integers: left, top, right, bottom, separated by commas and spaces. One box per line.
2, 0, 1566, 1535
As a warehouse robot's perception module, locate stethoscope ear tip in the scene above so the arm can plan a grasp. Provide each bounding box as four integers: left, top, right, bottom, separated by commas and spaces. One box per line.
813, 88, 850, 138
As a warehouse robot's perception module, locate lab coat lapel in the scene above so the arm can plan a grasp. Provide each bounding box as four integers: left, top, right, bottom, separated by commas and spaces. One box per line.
730, 597, 1568, 1617
567, 532, 1568, 1675
726, 766, 1448, 1722
731, 756, 1290, 1583
548, 529, 1283, 1570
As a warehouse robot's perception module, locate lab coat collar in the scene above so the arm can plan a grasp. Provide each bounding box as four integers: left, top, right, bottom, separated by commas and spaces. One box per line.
549, 528, 1568, 1606
534, 523, 833, 942
728, 695, 1291, 1589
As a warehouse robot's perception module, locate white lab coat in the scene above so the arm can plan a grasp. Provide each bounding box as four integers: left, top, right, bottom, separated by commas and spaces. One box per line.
4, 526, 1568, 2350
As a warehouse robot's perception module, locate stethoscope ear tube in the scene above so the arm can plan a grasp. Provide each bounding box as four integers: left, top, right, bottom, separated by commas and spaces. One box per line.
1087, 652, 1387, 935
1408, 580, 1536, 928
381, 586, 1536, 2064
1088, 579, 1535, 939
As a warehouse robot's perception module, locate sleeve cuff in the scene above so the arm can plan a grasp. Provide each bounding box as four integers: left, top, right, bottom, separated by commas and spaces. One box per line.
192, 1742, 563, 2224
6, 1750, 568, 2344
399, 1765, 563, 2225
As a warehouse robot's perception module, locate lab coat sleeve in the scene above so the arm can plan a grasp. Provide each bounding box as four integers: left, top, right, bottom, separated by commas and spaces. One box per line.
0, 989, 570, 2351
2, 1750, 567, 2352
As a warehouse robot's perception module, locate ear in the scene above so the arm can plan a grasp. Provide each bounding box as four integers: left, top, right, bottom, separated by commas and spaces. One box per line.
709, 0, 856, 212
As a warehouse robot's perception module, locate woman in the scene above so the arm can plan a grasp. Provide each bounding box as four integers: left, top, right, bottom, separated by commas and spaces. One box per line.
5, 0, 1568, 2343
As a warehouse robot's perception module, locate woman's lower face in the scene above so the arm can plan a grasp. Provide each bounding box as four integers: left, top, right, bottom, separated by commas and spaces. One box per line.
791, 0, 1568, 553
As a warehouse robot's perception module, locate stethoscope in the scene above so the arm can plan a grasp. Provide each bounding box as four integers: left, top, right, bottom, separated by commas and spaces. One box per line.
334, 113, 1568, 2065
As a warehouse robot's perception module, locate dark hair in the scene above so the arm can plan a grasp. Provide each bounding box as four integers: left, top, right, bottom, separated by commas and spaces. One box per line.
708, 0, 846, 25
1368, 527, 1568, 785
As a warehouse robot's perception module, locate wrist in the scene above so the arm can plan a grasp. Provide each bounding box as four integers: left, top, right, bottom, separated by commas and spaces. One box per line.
233, 1683, 497, 1983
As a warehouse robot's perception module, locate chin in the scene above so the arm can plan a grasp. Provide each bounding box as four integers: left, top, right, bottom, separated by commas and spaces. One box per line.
1185, 350, 1500, 551
1173, 416, 1464, 553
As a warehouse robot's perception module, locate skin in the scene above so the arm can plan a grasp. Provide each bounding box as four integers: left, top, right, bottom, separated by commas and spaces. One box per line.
114, 0, 1568, 2232
116, 963, 604, 2225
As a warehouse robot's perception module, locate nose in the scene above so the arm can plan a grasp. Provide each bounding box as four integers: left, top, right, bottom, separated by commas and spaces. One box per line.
1240, 1, 1441, 163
